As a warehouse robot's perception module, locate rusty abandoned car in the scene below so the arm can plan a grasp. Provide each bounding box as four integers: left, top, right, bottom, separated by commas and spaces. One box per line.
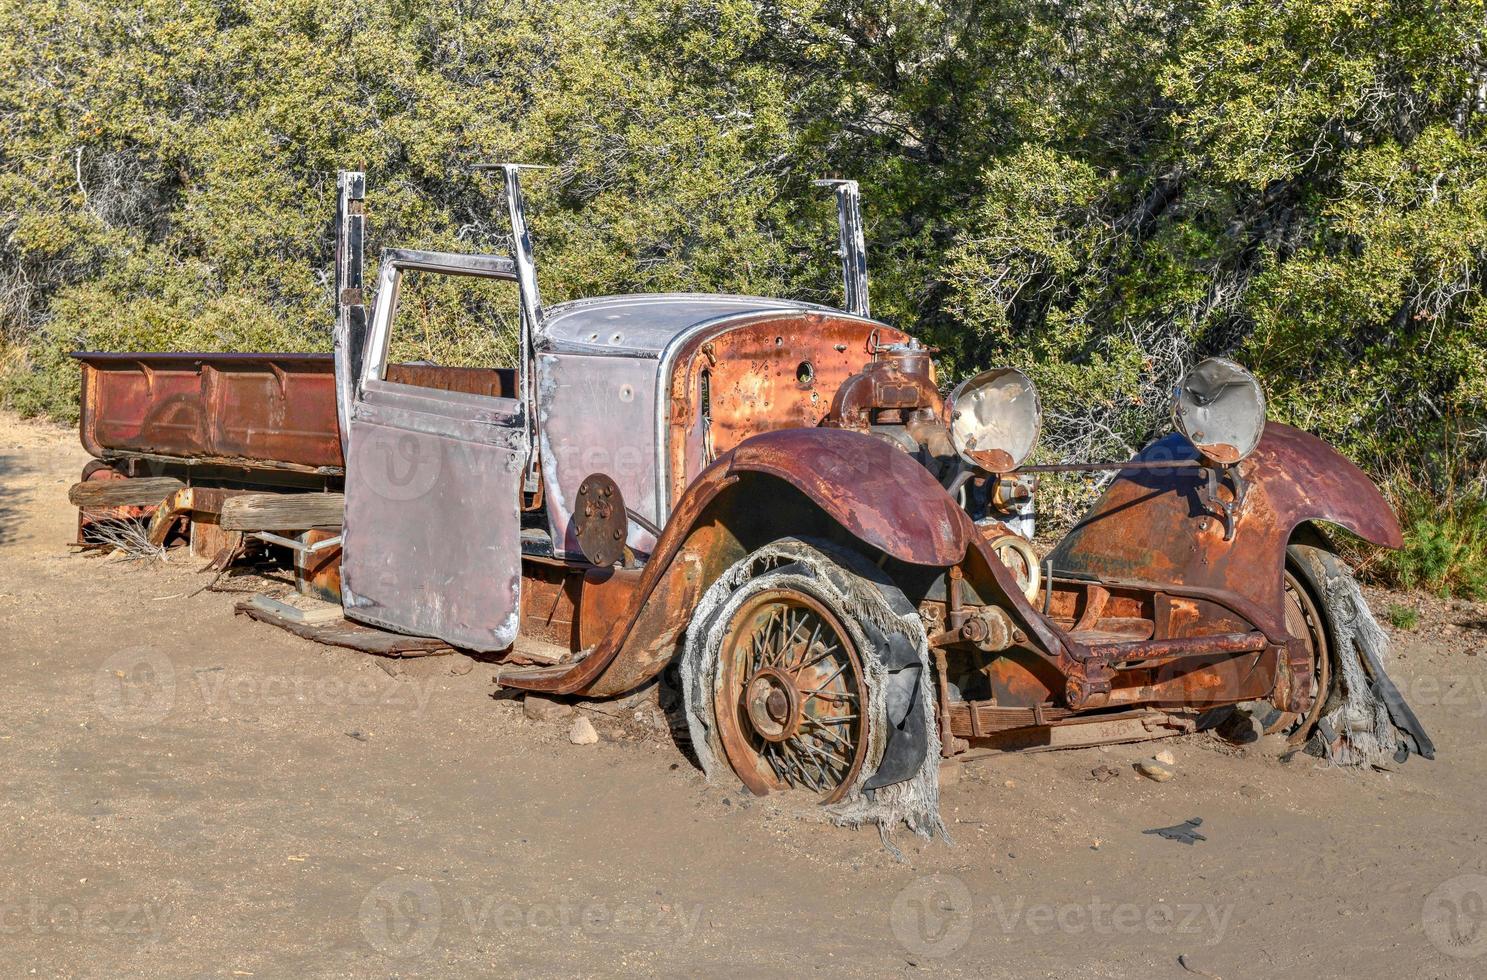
69, 168, 1432, 833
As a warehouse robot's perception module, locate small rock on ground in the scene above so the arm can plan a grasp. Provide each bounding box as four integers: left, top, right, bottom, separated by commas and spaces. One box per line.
568, 715, 599, 745
1136, 760, 1173, 782
524, 695, 575, 723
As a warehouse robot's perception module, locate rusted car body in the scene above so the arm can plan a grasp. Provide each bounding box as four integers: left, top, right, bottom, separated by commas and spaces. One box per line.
73, 168, 1431, 816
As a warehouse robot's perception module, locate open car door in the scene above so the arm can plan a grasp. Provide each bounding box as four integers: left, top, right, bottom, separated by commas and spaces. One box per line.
339, 249, 528, 651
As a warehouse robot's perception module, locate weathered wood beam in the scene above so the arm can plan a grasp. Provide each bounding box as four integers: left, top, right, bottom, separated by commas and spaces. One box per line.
219, 492, 345, 531
69, 477, 184, 508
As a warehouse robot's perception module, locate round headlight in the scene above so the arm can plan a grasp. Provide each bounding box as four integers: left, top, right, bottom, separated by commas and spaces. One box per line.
1173, 357, 1267, 464
946, 367, 1041, 474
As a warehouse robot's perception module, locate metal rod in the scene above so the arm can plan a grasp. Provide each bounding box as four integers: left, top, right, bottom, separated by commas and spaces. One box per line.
1015, 459, 1203, 474
332, 170, 366, 452
625, 508, 662, 538
933, 648, 956, 758
1084, 630, 1267, 664
944, 468, 975, 498
946, 565, 966, 629
249, 531, 343, 555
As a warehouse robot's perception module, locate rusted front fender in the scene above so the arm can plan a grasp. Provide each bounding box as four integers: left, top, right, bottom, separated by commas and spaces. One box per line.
727, 428, 968, 566
1048, 423, 1401, 633
498, 428, 970, 697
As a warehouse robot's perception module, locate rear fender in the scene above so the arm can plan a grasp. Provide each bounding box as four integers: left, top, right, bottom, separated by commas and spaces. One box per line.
1048, 423, 1401, 634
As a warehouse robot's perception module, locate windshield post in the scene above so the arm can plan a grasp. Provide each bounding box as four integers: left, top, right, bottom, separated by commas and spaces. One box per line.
813, 178, 871, 318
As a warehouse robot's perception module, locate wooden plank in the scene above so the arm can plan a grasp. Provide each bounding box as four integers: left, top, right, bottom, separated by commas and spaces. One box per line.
236, 599, 452, 656
220, 492, 345, 531
245, 594, 346, 626
69, 476, 184, 508
189, 516, 242, 559
509, 635, 568, 665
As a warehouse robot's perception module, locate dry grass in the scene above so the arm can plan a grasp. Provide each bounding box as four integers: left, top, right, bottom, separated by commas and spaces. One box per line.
83, 517, 168, 562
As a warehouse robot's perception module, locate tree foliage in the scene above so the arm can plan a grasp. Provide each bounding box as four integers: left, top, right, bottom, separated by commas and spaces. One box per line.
1, 0, 1483, 512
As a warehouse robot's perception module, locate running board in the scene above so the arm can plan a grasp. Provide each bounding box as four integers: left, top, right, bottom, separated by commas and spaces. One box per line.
236, 596, 453, 657
949, 704, 1197, 750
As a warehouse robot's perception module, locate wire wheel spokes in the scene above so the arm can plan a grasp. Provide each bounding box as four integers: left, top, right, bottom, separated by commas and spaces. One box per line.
717, 589, 868, 804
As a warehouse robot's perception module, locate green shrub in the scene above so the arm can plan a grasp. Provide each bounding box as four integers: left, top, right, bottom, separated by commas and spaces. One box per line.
1, 0, 1481, 525
1379, 486, 1487, 601
1386, 604, 1421, 630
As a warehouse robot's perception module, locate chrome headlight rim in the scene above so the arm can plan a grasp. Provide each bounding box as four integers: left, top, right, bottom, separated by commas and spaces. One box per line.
945, 366, 1042, 475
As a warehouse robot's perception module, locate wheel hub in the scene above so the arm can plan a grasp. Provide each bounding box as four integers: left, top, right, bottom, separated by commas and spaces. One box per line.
744, 668, 801, 742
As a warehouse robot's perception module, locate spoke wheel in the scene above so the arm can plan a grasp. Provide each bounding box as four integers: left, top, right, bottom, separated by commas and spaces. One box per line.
715, 589, 868, 803
1268, 567, 1332, 744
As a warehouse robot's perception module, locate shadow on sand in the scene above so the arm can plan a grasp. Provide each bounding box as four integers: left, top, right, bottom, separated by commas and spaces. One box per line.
0, 451, 35, 547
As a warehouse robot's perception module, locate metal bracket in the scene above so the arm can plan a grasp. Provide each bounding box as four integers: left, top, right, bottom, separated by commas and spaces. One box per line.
1198, 463, 1248, 541
249, 531, 343, 556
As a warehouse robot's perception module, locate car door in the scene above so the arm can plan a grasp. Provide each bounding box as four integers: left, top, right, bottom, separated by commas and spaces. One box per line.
339, 248, 527, 651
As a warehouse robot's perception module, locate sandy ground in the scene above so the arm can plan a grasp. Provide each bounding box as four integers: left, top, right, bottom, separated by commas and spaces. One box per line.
3, 409, 1487, 978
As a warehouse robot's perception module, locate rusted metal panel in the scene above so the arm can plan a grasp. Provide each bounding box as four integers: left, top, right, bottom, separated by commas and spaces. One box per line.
384, 364, 516, 399
577, 565, 643, 649
661, 313, 908, 512
76, 352, 344, 471
74, 351, 520, 475
495, 460, 742, 696
519, 562, 581, 648
728, 427, 968, 567
1048, 423, 1403, 625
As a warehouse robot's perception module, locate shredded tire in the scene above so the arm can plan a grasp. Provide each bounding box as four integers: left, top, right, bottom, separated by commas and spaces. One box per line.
680, 537, 948, 854
1292, 543, 1435, 766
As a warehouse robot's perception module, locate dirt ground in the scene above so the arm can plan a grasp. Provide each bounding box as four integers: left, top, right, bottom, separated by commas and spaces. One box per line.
3, 410, 1486, 979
